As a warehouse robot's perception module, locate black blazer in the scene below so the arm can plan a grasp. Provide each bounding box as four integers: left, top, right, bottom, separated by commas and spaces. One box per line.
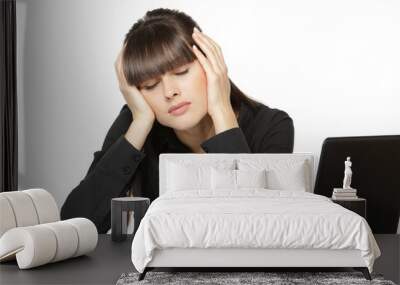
60, 101, 294, 233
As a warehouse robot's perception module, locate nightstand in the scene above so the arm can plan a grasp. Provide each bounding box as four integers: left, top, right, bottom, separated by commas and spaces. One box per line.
330, 197, 367, 219
111, 197, 150, 242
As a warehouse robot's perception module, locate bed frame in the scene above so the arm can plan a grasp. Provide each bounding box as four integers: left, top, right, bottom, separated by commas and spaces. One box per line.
137, 153, 372, 281
140, 248, 371, 280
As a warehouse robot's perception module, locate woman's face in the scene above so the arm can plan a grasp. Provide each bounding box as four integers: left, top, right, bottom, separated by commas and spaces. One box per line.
138, 59, 208, 131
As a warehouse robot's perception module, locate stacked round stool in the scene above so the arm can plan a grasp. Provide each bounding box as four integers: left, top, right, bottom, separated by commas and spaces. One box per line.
0, 188, 98, 269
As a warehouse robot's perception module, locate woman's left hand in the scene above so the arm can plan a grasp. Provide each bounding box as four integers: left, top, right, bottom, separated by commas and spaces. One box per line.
191, 27, 232, 119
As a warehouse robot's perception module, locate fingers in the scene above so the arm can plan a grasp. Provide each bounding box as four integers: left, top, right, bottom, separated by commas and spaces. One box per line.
114, 44, 130, 89
205, 37, 228, 74
192, 28, 227, 74
192, 44, 215, 80
196, 29, 226, 71
192, 29, 219, 73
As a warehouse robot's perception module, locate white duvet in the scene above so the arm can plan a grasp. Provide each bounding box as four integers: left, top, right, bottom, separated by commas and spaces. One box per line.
131, 189, 381, 273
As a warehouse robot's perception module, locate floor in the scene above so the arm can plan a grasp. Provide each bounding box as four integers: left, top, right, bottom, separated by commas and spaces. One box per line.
373, 234, 400, 284
0, 234, 398, 284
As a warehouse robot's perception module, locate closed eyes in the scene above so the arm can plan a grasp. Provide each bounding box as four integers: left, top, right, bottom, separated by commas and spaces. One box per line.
142, 68, 190, 90
175, 69, 189, 76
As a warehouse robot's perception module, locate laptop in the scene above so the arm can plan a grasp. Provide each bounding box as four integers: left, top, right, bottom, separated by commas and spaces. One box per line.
313, 135, 400, 234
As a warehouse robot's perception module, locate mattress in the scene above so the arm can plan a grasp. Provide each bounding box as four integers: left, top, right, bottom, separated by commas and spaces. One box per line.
130, 189, 381, 273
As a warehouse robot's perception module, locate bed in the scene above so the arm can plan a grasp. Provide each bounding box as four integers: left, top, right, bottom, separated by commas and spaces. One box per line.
130, 153, 381, 281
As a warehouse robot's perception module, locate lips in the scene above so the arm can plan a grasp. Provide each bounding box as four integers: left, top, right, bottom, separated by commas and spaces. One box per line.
168, 101, 191, 113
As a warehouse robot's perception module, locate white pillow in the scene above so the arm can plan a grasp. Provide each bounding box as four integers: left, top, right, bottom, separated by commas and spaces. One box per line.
236, 169, 268, 188
237, 158, 310, 191
166, 159, 236, 192
167, 162, 211, 191
265, 163, 307, 191
211, 168, 237, 190
211, 168, 268, 190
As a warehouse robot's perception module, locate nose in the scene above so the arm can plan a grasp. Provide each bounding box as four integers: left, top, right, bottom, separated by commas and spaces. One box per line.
162, 75, 180, 99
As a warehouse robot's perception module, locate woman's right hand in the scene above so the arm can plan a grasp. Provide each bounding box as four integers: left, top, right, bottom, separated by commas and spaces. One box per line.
114, 44, 155, 123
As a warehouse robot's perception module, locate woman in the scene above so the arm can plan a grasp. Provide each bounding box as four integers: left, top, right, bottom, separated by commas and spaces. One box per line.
60, 8, 294, 234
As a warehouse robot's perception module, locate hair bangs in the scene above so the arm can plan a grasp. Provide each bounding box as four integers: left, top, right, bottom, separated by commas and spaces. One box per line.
123, 23, 196, 88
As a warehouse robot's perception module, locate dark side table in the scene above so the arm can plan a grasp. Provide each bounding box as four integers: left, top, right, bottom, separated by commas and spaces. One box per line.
331, 197, 367, 219
111, 197, 150, 242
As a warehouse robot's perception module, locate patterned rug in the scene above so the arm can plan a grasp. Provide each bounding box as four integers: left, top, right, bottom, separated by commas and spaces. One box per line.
116, 271, 396, 285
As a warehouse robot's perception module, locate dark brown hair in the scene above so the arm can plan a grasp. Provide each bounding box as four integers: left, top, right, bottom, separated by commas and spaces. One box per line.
121, 8, 261, 113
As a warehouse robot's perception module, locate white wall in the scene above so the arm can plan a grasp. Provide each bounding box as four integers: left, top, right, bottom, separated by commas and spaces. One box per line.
17, 0, 400, 215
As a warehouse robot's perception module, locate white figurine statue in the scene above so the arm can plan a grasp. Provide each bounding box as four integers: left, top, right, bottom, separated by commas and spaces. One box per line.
342, 156, 353, 189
